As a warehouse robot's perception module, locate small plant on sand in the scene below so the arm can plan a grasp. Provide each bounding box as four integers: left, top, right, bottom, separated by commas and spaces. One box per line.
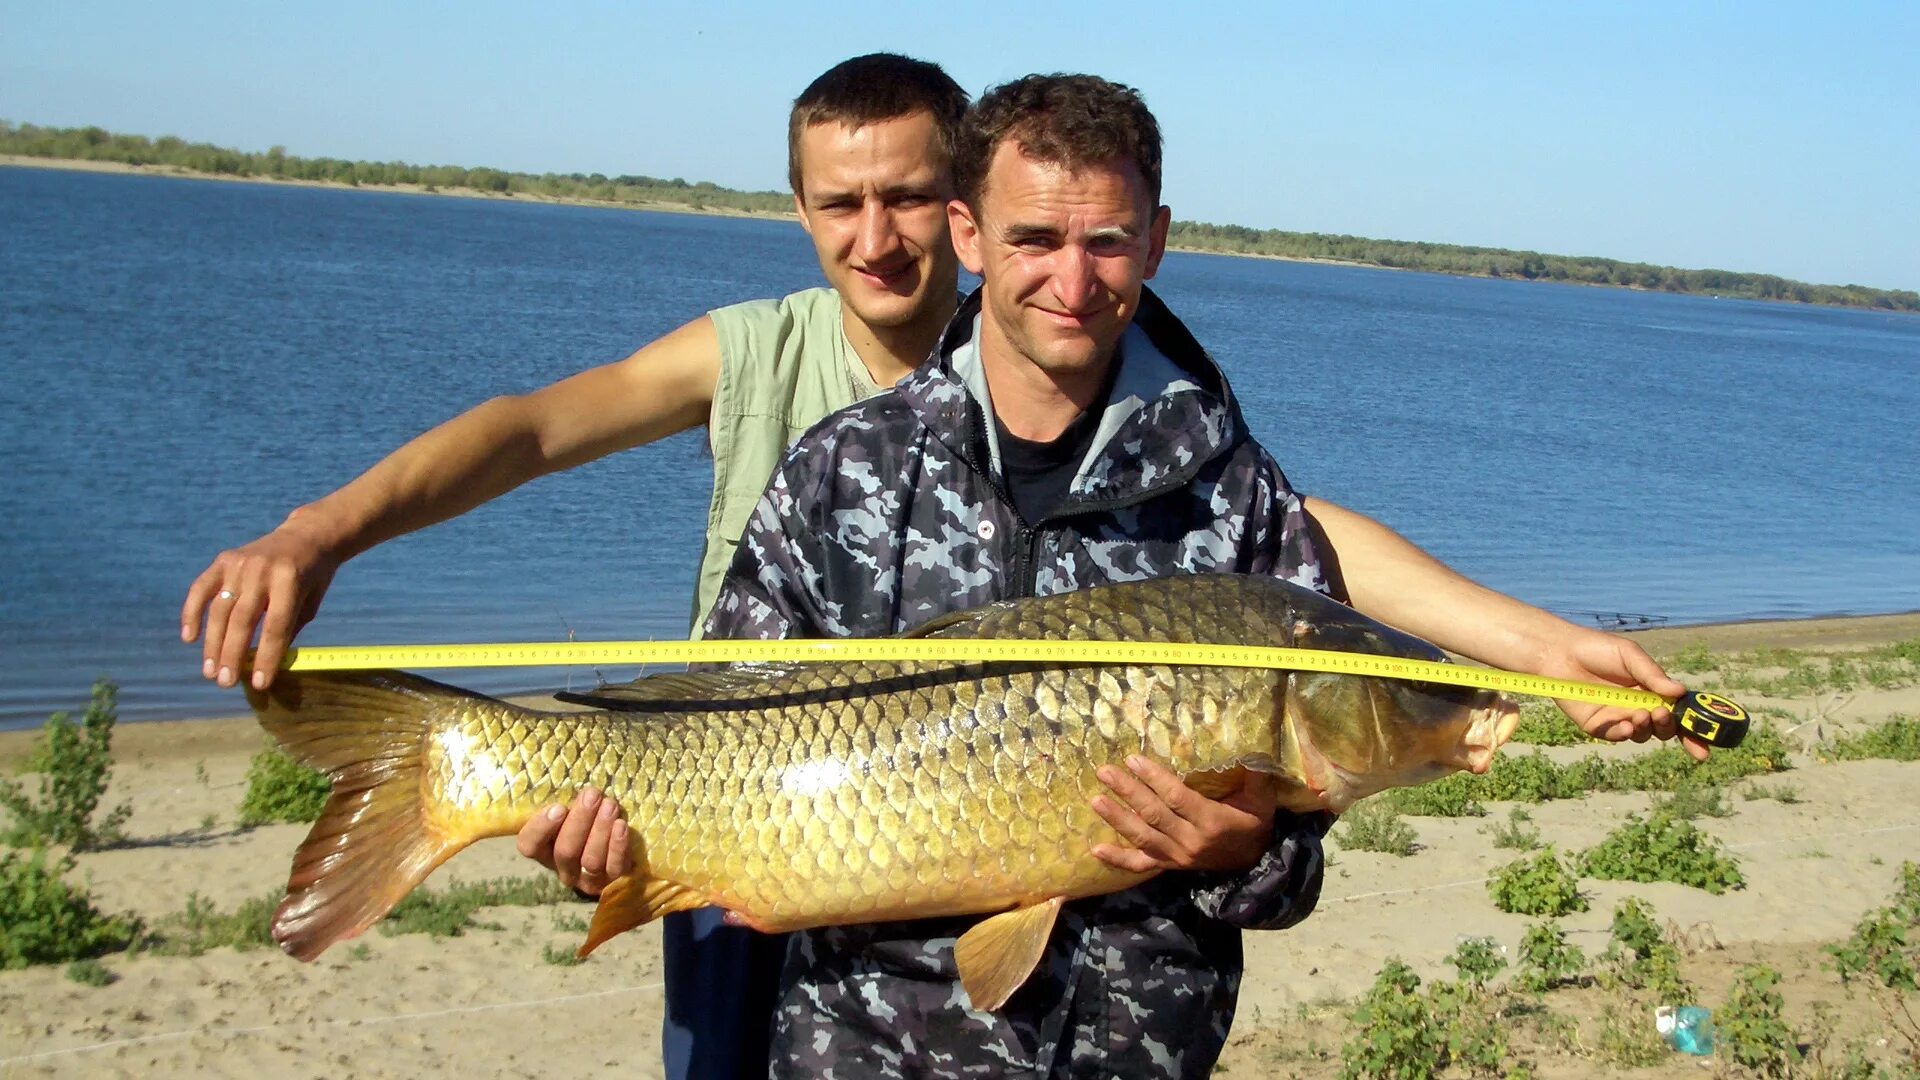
1446, 937, 1507, 989
237, 746, 330, 826
1602, 898, 1690, 1003
542, 943, 584, 966
1341, 959, 1443, 1079
379, 875, 572, 940
1827, 862, 1920, 1062
1381, 774, 1485, 818
1336, 800, 1418, 856
1488, 848, 1586, 917
1742, 781, 1802, 804
1506, 701, 1586, 747
1823, 716, 1920, 763
0, 680, 132, 850
1650, 782, 1733, 819
1581, 811, 1745, 894
1665, 641, 1720, 674
1716, 965, 1802, 1077
146, 891, 279, 955
0, 848, 141, 968
1481, 808, 1542, 851
1339, 958, 1527, 1079
1514, 921, 1586, 993
65, 957, 115, 985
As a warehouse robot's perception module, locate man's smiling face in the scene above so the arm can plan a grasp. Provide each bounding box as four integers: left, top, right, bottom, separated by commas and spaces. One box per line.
794, 110, 958, 332
950, 140, 1170, 392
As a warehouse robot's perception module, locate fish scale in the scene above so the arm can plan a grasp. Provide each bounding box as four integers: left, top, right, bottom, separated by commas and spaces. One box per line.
249, 573, 1515, 1008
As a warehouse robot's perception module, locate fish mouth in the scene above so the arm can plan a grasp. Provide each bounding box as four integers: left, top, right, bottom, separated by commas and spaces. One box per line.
1456, 694, 1521, 775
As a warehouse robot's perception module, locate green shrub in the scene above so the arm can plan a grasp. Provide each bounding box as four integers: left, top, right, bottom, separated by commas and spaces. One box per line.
0, 680, 132, 850
1339, 959, 1444, 1080
1581, 812, 1745, 894
1445, 936, 1507, 988
1381, 774, 1485, 818
542, 943, 583, 966
0, 848, 141, 968
65, 957, 114, 985
1603, 898, 1690, 1003
1665, 641, 1719, 673
1481, 808, 1542, 851
1741, 781, 1801, 804
1488, 849, 1587, 917
1339, 958, 1525, 1079
1599, 720, 1794, 792
1716, 965, 1802, 1077
1823, 716, 1920, 762
146, 891, 279, 955
1472, 750, 1567, 802
1828, 861, 1919, 992
1650, 783, 1732, 819
379, 875, 572, 939
237, 747, 330, 826
1336, 800, 1418, 856
1514, 921, 1585, 992
1507, 701, 1587, 746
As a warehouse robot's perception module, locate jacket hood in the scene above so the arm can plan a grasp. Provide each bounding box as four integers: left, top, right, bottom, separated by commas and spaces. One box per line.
896, 285, 1252, 516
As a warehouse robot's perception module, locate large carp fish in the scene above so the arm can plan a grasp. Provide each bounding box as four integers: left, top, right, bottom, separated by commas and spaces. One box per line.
248, 573, 1517, 1009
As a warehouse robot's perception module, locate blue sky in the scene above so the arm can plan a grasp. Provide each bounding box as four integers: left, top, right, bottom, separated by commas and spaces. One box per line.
6, 2, 1916, 290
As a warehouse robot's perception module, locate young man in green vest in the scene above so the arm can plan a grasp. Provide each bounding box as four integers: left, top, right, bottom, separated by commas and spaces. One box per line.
179, 53, 969, 1078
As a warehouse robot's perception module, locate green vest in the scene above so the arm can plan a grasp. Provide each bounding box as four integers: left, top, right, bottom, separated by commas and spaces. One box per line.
693, 288, 882, 634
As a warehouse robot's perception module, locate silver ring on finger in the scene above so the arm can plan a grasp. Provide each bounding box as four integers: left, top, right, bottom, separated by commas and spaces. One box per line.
216, 589, 237, 602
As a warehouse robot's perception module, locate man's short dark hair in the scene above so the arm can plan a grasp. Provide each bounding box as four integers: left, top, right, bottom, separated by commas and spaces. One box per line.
787, 54, 969, 196
955, 74, 1163, 210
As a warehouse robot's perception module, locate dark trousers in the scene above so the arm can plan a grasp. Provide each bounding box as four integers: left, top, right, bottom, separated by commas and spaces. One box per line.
662, 908, 791, 1080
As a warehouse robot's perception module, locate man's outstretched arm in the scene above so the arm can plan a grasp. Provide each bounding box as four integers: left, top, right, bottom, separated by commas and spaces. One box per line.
182, 317, 724, 690
1302, 496, 1705, 759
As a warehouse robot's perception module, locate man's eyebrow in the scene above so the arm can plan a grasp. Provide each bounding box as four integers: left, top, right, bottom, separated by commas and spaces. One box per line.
1002, 223, 1062, 242
1084, 224, 1140, 242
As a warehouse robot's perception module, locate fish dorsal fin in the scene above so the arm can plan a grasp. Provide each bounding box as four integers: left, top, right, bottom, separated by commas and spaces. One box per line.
578, 876, 707, 958
902, 600, 1020, 639
554, 664, 812, 711
953, 896, 1066, 1011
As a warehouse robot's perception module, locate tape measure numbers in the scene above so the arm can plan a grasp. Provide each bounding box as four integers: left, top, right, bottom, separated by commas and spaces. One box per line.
281, 638, 1748, 748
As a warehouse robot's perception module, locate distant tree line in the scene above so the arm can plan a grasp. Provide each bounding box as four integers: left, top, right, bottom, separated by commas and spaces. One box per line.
1167, 221, 1917, 312
5, 121, 1912, 313
0, 121, 791, 215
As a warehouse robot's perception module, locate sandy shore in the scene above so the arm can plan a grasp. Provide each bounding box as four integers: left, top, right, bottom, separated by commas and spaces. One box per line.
2, 612, 1916, 1076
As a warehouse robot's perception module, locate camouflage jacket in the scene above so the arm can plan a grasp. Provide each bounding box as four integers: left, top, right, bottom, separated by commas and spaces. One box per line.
707, 287, 1332, 1079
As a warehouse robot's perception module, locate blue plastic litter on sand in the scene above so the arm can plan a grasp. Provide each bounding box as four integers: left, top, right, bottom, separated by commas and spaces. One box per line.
1657, 1005, 1715, 1055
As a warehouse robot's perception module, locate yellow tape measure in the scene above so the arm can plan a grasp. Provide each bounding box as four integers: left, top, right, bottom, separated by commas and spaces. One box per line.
285, 638, 1669, 712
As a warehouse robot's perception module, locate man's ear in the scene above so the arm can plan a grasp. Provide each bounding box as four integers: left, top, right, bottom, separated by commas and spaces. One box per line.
793, 191, 813, 238
1143, 204, 1172, 280
948, 198, 985, 276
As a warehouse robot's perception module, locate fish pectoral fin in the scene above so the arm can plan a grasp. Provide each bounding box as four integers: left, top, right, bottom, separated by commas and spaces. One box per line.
1183, 766, 1251, 799
953, 896, 1066, 1012
579, 876, 706, 959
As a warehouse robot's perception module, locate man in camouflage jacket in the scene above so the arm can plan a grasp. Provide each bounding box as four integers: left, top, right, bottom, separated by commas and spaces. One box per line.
704, 68, 1703, 1077
705, 280, 1331, 1077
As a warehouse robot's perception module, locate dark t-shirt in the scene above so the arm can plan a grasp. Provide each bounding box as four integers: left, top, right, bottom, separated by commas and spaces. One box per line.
992, 368, 1117, 524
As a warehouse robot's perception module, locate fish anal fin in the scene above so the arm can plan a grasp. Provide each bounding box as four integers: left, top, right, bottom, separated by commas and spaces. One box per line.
954, 896, 1065, 1012
579, 876, 707, 958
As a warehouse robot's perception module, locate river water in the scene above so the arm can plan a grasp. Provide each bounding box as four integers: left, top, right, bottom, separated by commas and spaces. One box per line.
2, 165, 1915, 726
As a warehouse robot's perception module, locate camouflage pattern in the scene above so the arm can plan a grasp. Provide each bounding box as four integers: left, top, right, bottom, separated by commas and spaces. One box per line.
704, 286, 1333, 1078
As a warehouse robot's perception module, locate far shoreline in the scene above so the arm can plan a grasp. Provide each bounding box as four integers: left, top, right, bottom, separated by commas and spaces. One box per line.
12, 155, 1903, 305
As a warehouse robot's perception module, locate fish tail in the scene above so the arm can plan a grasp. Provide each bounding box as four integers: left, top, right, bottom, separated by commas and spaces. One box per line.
247, 671, 478, 961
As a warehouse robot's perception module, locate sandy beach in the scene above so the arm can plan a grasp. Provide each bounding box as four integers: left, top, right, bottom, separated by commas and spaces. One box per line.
2, 612, 1916, 1077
